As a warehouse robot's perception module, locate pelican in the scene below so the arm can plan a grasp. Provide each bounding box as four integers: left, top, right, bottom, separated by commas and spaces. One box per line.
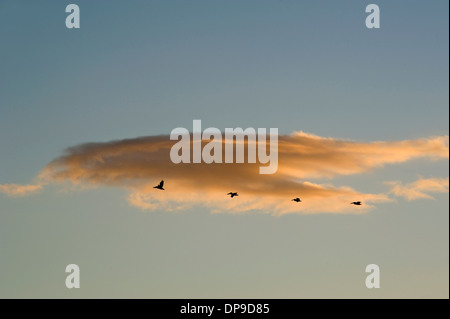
350, 201, 362, 205
153, 180, 165, 190
227, 192, 238, 198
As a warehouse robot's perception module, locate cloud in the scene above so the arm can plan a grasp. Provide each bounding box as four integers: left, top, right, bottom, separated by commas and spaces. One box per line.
0, 183, 42, 197
33, 132, 447, 214
388, 177, 449, 201
279, 132, 448, 178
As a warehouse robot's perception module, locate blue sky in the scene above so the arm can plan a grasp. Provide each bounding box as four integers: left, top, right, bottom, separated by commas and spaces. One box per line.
0, 0, 448, 298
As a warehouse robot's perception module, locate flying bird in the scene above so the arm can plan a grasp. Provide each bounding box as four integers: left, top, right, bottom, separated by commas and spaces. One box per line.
154, 180, 165, 190
350, 201, 362, 205
292, 198, 302, 202
227, 192, 238, 198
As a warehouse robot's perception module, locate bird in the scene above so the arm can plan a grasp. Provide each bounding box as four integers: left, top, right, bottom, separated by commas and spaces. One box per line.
292, 198, 302, 202
153, 180, 165, 190
350, 201, 362, 205
227, 192, 238, 198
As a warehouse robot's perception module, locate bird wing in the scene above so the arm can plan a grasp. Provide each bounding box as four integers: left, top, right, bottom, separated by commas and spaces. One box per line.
159, 180, 164, 187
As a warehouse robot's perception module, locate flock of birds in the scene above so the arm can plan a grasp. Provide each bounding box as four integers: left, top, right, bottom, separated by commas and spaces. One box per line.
153, 180, 363, 206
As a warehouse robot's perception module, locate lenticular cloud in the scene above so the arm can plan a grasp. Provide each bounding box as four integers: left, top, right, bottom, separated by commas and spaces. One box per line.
23, 132, 446, 215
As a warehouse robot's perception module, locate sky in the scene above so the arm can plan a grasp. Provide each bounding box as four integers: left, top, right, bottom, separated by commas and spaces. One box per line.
0, 0, 448, 298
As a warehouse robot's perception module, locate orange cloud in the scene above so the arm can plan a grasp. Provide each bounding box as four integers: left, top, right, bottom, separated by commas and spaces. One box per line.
279, 132, 448, 178
34, 132, 447, 214
388, 177, 449, 201
0, 183, 42, 197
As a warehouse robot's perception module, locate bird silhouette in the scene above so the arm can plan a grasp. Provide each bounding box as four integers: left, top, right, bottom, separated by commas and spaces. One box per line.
227, 192, 238, 198
350, 201, 362, 205
292, 198, 302, 202
154, 180, 165, 190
